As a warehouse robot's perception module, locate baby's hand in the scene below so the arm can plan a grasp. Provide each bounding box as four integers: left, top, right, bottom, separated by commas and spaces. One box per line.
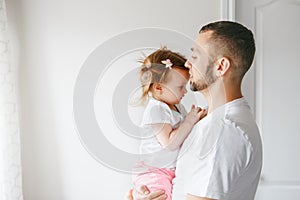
185, 105, 207, 125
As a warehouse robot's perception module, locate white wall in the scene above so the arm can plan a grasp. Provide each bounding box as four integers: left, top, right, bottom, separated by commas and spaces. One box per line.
7, 0, 220, 199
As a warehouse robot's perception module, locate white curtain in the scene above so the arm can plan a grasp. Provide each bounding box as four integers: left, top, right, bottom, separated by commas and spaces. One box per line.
0, 0, 23, 199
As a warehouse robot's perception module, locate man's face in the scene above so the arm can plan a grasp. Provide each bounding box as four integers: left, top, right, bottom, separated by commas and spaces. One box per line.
185, 31, 217, 92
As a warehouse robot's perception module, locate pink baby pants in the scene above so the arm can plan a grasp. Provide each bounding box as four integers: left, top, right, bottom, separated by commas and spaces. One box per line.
133, 168, 175, 200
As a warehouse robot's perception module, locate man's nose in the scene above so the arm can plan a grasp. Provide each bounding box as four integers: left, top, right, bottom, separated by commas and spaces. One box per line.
185, 60, 191, 69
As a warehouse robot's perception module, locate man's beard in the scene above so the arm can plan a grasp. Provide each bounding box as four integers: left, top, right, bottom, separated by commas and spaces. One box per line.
190, 64, 217, 92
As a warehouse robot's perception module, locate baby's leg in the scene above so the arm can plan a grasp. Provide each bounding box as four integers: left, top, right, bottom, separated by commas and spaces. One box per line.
133, 168, 175, 200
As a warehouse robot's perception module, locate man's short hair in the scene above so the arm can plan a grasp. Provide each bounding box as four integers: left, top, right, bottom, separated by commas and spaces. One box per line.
200, 21, 256, 79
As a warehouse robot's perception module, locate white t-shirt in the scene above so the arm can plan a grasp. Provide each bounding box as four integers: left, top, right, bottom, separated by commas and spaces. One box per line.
138, 97, 187, 170
172, 97, 262, 200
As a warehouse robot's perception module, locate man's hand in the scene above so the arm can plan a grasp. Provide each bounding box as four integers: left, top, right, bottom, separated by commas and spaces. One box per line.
125, 185, 167, 200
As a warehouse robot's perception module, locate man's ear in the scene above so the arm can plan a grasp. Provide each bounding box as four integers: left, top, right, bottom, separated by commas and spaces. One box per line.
216, 57, 231, 77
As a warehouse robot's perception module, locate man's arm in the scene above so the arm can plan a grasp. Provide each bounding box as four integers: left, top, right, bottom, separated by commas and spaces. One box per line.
186, 194, 215, 200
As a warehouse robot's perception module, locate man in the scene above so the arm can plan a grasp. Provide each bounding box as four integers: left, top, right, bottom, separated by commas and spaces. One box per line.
127, 21, 262, 200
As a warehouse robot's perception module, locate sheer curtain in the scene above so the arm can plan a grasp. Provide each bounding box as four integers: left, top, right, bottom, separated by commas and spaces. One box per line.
0, 0, 23, 199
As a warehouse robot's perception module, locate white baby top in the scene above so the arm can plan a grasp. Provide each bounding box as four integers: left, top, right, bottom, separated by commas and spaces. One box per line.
138, 97, 187, 170
172, 97, 262, 200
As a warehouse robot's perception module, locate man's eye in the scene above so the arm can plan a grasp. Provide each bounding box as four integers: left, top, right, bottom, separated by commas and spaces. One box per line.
191, 55, 197, 59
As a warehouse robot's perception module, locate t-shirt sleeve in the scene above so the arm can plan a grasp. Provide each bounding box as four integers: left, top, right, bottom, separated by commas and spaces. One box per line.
141, 102, 172, 125
185, 122, 253, 199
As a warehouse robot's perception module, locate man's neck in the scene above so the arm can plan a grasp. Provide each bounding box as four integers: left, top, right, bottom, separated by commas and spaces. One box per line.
201, 81, 243, 114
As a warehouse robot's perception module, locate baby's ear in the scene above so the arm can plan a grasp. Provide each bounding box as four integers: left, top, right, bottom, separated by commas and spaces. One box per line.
152, 83, 163, 93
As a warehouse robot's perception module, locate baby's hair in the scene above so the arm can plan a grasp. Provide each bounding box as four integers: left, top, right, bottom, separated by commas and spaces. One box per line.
139, 46, 188, 104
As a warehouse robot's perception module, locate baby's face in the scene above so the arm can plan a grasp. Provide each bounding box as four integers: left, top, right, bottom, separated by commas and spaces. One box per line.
161, 68, 189, 105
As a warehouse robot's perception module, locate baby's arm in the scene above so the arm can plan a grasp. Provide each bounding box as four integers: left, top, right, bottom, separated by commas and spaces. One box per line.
153, 105, 207, 151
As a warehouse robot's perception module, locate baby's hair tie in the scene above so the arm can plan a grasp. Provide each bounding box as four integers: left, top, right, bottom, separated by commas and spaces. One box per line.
145, 63, 151, 69
161, 59, 173, 69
